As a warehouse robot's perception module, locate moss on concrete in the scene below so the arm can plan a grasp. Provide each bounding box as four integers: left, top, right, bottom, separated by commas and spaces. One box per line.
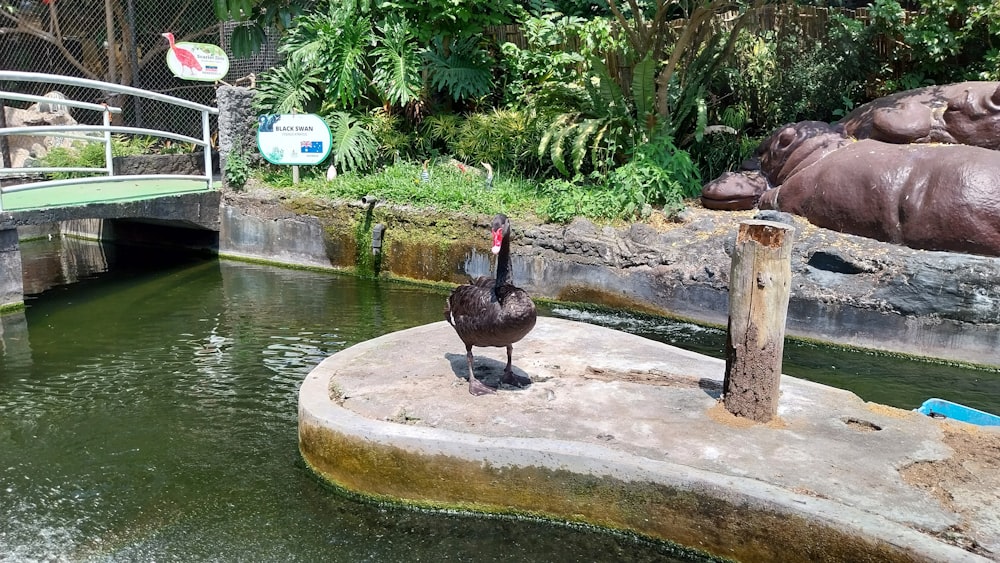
299, 421, 926, 563
0, 302, 25, 315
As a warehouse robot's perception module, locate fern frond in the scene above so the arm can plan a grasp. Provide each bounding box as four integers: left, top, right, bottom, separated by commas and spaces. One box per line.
550, 121, 578, 177
538, 113, 575, 160
590, 120, 613, 171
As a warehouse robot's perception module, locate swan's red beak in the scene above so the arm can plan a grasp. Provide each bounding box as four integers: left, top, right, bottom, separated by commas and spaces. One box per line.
491, 228, 503, 254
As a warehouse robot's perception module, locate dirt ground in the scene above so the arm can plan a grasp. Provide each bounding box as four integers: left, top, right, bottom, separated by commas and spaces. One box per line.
900, 422, 1000, 556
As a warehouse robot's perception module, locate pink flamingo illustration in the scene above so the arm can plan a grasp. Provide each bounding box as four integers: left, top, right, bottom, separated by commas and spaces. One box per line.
161, 32, 202, 75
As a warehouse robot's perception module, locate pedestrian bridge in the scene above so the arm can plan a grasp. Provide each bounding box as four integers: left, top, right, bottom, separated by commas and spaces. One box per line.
0, 71, 217, 213
0, 71, 221, 311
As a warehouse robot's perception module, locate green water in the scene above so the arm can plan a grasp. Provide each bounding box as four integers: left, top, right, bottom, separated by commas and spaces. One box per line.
2, 237, 998, 562
0, 238, 705, 562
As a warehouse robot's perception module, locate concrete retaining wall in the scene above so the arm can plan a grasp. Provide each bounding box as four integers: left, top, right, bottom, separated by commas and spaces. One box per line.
218, 191, 1000, 369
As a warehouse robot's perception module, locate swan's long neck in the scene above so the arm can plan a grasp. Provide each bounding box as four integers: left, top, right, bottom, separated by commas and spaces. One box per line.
494, 233, 512, 289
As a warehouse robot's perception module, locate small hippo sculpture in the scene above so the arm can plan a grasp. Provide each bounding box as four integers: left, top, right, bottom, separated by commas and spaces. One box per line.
839, 81, 1000, 149
755, 122, 1000, 256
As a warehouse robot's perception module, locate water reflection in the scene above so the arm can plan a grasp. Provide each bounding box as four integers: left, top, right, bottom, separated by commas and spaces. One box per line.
1, 238, 705, 562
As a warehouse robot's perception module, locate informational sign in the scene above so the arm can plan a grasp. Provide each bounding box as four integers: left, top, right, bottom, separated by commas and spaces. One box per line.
164, 39, 230, 82
256, 114, 333, 166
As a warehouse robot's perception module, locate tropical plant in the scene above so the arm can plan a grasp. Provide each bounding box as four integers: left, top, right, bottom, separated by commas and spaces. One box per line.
371, 14, 424, 108
452, 110, 535, 172
224, 143, 252, 191
278, 2, 374, 110
536, 59, 646, 177
605, 0, 764, 132
423, 35, 494, 103
323, 110, 380, 172
541, 178, 647, 223
498, 11, 588, 105
254, 64, 323, 114
375, 0, 518, 43
419, 113, 463, 155
366, 108, 414, 164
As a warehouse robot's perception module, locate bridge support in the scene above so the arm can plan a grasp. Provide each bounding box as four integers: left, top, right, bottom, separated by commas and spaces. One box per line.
0, 228, 23, 312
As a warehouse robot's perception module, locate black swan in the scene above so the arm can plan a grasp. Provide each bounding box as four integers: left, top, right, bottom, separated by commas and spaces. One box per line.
444, 214, 537, 395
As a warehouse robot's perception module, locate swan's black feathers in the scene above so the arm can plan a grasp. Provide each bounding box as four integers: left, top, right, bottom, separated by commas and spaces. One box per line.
445, 283, 535, 348
444, 214, 537, 394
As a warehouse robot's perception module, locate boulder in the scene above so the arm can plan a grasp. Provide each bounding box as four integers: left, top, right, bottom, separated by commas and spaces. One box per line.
1, 91, 80, 169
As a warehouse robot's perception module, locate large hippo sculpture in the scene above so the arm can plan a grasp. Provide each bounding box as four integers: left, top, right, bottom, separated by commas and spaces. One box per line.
754, 121, 1000, 256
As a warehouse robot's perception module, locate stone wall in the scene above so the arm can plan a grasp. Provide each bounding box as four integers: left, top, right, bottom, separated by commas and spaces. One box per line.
215, 85, 260, 179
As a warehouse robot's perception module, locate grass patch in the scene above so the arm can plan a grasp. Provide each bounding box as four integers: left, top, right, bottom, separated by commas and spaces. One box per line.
259, 161, 547, 218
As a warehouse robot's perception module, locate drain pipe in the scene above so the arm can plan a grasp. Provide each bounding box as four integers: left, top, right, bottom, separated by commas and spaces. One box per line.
371, 223, 387, 255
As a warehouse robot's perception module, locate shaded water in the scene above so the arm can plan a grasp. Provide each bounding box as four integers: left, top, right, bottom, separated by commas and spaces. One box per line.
2, 237, 998, 562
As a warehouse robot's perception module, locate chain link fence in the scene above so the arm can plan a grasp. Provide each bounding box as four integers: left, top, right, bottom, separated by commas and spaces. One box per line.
0, 0, 279, 140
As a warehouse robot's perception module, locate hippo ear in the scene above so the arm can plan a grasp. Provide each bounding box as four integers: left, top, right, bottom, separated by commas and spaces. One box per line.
774, 126, 797, 150
991, 84, 1000, 108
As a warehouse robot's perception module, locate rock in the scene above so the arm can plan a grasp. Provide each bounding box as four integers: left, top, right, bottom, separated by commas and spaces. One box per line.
112, 153, 208, 176
2, 91, 80, 169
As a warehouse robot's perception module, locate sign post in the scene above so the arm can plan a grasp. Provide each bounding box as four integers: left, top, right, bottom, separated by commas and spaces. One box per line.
256, 114, 332, 184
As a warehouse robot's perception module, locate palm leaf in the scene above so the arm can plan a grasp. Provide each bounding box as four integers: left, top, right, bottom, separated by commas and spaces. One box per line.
570, 118, 603, 175
632, 55, 656, 131
324, 111, 378, 172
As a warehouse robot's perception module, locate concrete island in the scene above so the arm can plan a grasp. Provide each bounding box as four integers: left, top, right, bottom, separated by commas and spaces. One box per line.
298, 316, 1000, 563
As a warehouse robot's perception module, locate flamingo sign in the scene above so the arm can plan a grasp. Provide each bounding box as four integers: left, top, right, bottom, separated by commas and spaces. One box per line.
161, 32, 230, 82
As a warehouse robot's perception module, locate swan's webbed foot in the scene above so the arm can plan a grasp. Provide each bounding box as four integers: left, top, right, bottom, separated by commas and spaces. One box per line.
466, 348, 496, 396
469, 377, 496, 396
500, 369, 531, 388
500, 344, 531, 388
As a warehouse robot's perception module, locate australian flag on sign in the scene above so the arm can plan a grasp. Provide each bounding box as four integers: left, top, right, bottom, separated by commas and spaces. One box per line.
300, 141, 324, 153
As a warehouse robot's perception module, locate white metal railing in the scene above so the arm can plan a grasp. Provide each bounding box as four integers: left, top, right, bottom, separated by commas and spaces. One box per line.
0, 71, 219, 212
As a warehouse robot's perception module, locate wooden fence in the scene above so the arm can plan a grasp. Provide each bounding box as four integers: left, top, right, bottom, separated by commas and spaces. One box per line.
487, 5, 904, 56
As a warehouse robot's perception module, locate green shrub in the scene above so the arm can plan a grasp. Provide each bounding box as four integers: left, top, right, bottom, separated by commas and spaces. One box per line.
225, 145, 252, 191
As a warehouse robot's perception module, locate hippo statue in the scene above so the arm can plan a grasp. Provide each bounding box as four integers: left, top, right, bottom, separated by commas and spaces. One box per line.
754, 121, 1000, 256
699, 82, 1000, 255
701, 82, 1000, 212
838, 81, 1000, 149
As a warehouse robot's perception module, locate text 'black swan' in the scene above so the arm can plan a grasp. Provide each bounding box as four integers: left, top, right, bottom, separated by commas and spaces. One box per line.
444, 214, 537, 395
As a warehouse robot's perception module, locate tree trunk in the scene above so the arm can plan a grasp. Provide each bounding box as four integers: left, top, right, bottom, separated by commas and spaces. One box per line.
723, 220, 794, 423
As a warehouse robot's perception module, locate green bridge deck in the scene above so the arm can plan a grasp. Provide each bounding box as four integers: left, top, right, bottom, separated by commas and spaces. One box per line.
1, 178, 213, 212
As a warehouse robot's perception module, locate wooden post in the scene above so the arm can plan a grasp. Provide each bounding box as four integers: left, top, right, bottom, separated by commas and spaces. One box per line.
291, 109, 300, 184
723, 220, 795, 423
0, 101, 11, 170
